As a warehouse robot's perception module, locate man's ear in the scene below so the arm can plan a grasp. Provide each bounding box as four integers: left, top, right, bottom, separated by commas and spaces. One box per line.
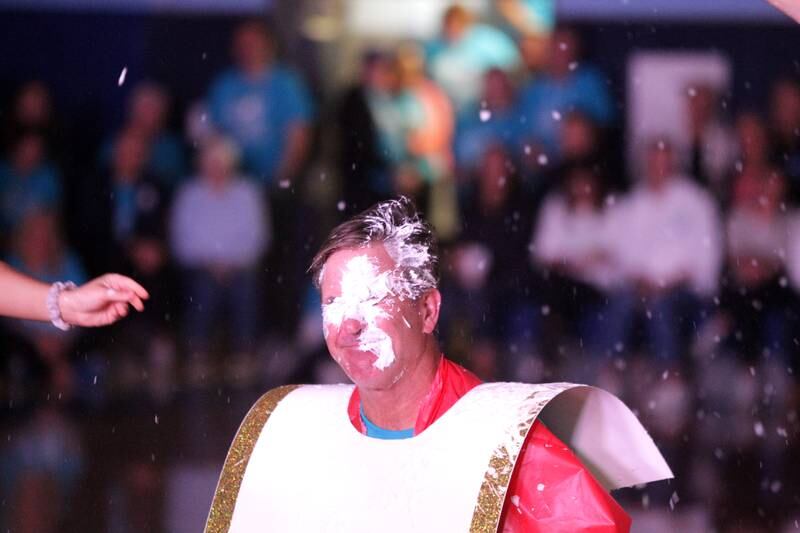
420, 289, 441, 334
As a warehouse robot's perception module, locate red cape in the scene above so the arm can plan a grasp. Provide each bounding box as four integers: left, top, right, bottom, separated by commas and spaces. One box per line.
348, 357, 631, 532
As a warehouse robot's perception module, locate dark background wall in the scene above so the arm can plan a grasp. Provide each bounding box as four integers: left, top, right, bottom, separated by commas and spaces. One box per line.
0, 9, 798, 166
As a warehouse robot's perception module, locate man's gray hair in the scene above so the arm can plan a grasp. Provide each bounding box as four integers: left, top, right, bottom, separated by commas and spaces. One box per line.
309, 196, 439, 300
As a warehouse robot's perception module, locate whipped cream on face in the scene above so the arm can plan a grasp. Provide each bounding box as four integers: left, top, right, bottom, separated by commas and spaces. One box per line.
362, 201, 437, 301
322, 255, 396, 370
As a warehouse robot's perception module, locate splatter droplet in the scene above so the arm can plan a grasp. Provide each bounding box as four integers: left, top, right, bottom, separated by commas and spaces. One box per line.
337, 200, 346, 211
537, 153, 549, 165
551, 110, 562, 121
669, 491, 679, 511
754, 421, 765, 437
479, 109, 492, 122
118, 67, 128, 87
537, 483, 545, 491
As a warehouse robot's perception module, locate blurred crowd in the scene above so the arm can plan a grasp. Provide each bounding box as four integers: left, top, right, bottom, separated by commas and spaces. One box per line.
2, 4, 800, 532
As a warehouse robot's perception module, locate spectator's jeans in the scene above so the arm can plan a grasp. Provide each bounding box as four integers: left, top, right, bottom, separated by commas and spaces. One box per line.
596, 286, 701, 361
183, 267, 260, 355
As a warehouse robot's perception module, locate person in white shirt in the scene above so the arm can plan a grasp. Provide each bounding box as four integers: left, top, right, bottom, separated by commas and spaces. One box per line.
601, 139, 723, 361
721, 165, 792, 359
170, 136, 269, 386
531, 163, 622, 350
683, 83, 737, 199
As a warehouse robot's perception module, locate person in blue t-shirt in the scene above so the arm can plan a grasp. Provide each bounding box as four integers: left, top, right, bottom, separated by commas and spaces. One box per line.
426, 5, 521, 117
517, 27, 614, 158
0, 132, 62, 232
455, 68, 524, 173
99, 82, 186, 189
207, 20, 313, 187
5, 209, 88, 393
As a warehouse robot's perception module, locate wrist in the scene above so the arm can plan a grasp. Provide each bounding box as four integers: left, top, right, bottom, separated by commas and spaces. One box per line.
49, 281, 77, 330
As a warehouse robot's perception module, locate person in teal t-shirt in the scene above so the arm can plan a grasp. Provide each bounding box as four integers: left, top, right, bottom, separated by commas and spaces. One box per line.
426, 5, 520, 117
0, 132, 62, 232
207, 20, 313, 186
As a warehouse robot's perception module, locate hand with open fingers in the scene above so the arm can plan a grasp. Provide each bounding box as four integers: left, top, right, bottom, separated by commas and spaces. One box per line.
58, 274, 150, 327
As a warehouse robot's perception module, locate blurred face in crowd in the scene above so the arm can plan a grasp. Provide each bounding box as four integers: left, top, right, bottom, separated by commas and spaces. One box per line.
319, 243, 439, 392
11, 134, 45, 175
395, 43, 426, 88
561, 112, 596, 159
233, 22, 275, 75
519, 34, 550, 73
15, 81, 52, 127
482, 68, 514, 110
442, 6, 472, 43
112, 131, 148, 182
129, 84, 168, 135
733, 165, 785, 214
735, 112, 769, 165
770, 79, 800, 137
200, 139, 237, 187
645, 141, 674, 190
364, 55, 399, 94
548, 27, 580, 78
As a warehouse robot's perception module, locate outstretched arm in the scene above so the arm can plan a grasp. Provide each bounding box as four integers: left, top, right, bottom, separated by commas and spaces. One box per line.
767, 0, 800, 22
0, 262, 148, 327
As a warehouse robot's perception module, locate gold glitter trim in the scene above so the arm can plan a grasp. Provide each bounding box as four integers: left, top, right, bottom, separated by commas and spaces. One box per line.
469, 386, 569, 532
204, 385, 300, 533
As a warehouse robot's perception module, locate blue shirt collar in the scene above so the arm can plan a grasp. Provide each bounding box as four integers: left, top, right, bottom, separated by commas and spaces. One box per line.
360, 405, 414, 440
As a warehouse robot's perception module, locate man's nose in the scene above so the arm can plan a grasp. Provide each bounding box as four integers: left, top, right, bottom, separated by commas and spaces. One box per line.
340, 318, 364, 337
336, 318, 365, 346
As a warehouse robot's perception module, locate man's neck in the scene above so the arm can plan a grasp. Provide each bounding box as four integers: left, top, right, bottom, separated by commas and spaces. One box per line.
359, 343, 441, 431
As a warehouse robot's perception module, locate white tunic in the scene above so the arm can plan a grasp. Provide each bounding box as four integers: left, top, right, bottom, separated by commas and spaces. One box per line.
206, 382, 672, 533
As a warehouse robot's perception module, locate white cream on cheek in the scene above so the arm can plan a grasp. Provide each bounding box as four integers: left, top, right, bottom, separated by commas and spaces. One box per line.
322, 255, 397, 371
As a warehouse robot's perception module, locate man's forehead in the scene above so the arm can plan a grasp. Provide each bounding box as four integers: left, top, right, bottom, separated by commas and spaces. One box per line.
321, 244, 394, 289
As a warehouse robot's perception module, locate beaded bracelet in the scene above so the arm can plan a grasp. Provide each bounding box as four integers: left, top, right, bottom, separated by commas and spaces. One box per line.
47, 281, 77, 331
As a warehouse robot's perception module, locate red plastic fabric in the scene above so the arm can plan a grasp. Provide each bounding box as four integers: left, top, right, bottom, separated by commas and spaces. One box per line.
347, 357, 631, 532
499, 421, 631, 532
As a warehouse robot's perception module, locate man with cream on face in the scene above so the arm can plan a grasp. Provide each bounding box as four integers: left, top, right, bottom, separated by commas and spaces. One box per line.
205, 197, 672, 533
